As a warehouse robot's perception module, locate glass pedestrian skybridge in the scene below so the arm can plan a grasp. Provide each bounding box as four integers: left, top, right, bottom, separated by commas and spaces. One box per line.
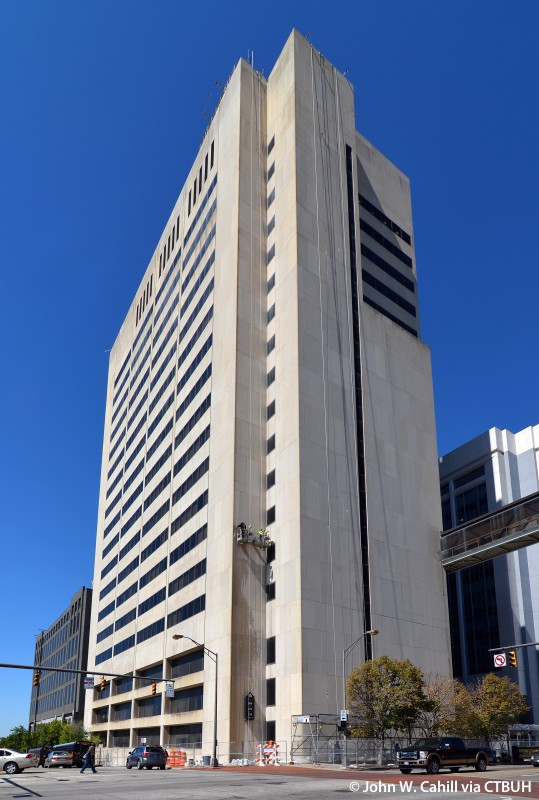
441, 491, 539, 572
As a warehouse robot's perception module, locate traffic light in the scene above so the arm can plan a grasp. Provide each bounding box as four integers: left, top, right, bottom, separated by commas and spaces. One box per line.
151, 682, 157, 696
33, 671, 40, 687
508, 650, 518, 668
100, 677, 106, 691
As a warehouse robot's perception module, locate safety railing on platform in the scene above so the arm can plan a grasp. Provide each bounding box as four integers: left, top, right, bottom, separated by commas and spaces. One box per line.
440, 492, 539, 562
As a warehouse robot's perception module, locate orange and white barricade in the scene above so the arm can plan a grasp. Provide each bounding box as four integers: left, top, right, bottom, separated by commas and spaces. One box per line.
266, 741, 280, 765
256, 743, 266, 765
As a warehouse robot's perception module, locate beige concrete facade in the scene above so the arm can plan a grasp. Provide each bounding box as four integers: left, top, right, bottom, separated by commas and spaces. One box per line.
86, 30, 450, 761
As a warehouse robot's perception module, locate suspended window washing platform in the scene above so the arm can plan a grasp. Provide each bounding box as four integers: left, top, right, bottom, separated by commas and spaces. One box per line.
235, 523, 273, 549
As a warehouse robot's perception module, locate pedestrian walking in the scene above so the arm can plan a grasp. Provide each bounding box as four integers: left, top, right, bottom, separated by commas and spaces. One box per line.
80, 744, 96, 774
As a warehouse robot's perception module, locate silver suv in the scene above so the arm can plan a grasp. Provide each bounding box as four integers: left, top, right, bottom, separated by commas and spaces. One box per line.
126, 746, 167, 770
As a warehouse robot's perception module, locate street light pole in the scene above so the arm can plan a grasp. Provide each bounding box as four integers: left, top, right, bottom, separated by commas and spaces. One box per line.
340, 629, 378, 769
342, 629, 378, 713
172, 634, 218, 767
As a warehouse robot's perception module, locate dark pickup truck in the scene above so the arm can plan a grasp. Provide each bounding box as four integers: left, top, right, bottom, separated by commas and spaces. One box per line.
398, 737, 491, 774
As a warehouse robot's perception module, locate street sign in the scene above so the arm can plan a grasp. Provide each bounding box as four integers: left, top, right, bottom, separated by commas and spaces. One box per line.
84, 677, 94, 690
165, 681, 174, 699
494, 652, 506, 668
340, 710, 348, 722
244, 692, 255, 720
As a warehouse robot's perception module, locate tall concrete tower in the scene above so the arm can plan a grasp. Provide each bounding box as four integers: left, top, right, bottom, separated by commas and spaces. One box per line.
86, 30, 450, 760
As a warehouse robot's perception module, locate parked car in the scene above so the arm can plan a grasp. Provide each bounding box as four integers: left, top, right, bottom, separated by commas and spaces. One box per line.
530, 752, 539, 768
44, 751, 72, 768
398, 737, 491, 774
126, 745, 167, 770
0, 749, 37, 775
27, 746, 52, 767
48, 740, 92, 768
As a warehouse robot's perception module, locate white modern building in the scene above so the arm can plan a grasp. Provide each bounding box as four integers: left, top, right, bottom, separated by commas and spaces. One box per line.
440, 424, 539, 722
86, 30, 450, 759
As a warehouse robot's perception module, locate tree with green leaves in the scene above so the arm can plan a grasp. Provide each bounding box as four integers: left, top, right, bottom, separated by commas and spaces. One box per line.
347, 655, 432, 743
0, 721, 92, 751
0, 725, 31, 752
456, 673, 528, 748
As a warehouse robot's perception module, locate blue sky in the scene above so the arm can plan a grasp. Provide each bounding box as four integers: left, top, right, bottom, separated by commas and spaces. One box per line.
1, 0, 538, 736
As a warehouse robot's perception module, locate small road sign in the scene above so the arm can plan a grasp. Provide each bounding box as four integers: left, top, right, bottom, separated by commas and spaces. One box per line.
84, 677, 94, 690
494, 652, 507, 668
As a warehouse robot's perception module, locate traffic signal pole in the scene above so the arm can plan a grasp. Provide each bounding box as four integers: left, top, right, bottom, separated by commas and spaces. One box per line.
489, 641, 539, 669
0, 661, 168, 685
489, 640, 539, 652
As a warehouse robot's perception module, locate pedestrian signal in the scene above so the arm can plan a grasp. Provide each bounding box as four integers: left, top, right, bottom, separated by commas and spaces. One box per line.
33, 671, 40, 687
508, 650, 518, 668
152, 682, 157, 696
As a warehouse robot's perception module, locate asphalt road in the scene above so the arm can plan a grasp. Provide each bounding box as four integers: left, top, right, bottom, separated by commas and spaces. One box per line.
1, 764, 538, 800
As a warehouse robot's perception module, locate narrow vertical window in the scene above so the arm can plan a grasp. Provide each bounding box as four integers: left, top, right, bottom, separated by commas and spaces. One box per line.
266, 636, 276, 664
210, 141, 215, 168
266, 678, 276, 706
204, 154, 208, 181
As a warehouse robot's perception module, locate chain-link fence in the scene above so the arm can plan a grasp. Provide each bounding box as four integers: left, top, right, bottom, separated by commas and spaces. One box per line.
291, 735, 401, 767
97, 740, 288, 767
